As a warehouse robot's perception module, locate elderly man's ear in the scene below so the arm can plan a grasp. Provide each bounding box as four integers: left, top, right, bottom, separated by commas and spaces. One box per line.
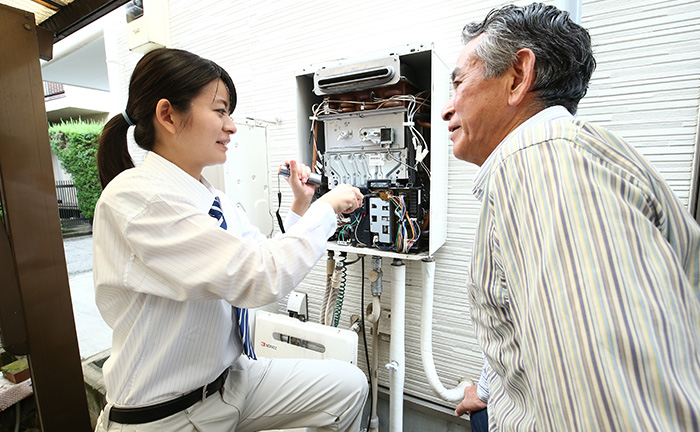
507, 49, 537, 107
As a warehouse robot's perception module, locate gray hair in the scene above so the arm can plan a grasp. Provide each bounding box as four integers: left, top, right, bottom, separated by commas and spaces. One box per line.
462, 2, 596, 114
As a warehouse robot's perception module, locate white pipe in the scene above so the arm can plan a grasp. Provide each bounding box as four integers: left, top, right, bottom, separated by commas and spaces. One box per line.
555, 0, 582, 24
320, 253, 334, 324
366, 296, 382, 323
369, 313, 380, 432
365, 294, 382, 432
366, 256, 382, 432
387, 259, 405, 432
420, 259, 469, 402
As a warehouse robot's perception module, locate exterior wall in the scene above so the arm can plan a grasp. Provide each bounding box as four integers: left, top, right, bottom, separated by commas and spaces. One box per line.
44, 85, 111, 120
102, 0, 700, 411
578, 0, 700, 205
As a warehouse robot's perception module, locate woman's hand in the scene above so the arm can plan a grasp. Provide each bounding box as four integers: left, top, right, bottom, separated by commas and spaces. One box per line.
284, 160, 316, 216
282, 160, 362, 215
318, 184, 364, 214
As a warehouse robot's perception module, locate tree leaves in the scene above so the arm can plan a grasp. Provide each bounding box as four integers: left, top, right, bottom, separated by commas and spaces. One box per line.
48, 119, 104, 220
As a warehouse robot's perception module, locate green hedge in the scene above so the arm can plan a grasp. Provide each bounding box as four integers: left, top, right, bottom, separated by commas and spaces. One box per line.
49, 119, 103, 220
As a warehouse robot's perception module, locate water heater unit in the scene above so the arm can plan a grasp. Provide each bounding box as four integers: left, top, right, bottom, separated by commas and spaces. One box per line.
296, 43, 450, 257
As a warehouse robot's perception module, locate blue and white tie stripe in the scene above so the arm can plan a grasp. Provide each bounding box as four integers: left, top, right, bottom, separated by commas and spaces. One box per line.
237, 308, 254, 358
209, 197, 227, 230
208, 196, 256, 359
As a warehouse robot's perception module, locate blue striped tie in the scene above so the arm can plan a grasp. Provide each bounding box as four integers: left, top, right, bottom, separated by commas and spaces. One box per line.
208, 196, 257, 360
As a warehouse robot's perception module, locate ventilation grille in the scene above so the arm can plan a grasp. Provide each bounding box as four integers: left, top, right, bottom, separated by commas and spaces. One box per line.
313, 55, 400, 95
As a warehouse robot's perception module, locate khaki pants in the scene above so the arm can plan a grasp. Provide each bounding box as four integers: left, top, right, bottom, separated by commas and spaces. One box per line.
96, 356, 368, 432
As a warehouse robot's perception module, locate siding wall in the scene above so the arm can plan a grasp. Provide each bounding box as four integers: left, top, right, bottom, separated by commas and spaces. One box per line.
579, 0, 700, 203
103, 0, 700, 411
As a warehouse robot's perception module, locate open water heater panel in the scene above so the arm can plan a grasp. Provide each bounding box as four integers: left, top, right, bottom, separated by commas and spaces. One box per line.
296, 44, 450, 257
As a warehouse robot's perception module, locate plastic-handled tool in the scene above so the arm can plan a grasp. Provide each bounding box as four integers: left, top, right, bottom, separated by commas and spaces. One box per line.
278, 165, 322, 187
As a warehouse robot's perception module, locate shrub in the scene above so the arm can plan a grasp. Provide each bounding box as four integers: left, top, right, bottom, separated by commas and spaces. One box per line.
49, 119, 103, 220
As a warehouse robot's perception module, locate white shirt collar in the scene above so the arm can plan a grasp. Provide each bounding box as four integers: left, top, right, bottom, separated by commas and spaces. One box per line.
141, 151, 218, 209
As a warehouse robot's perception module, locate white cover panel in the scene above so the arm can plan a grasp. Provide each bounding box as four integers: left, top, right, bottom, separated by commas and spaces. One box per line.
254, 311, 358, 364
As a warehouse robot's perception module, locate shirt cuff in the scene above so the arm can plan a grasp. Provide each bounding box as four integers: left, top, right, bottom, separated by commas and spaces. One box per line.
284, 208, 302, 228
477, 362, 491, 403
286, 200, 337, 238
476, 380, 489, 404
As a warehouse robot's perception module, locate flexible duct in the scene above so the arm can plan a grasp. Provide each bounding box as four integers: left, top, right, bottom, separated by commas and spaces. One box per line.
320, 251, 334, 325
325, 263, 343, 325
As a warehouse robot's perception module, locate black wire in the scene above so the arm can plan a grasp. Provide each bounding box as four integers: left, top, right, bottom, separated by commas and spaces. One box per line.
360, 256, 372, 428
276, 175, 285, 233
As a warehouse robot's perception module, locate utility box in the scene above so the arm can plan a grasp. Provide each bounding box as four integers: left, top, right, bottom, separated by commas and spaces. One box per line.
296, 43, 450, 258
202, 118, 274, 236
125, 0, 169, 54
254, 311, 358, 364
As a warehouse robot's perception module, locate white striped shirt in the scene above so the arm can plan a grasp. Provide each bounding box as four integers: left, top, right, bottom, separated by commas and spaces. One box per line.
93, 152, 336, 406
477, 360, 492, 403
470, 106, 700, 431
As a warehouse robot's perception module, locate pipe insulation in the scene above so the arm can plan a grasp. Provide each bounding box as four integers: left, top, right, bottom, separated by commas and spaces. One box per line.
388, 259, 406, 432
366, 256, 382, 432
369, 307, 381, 432
326, 263, 343, 325
366, 296, 382, 323
420, 259, 469, 402
320, 252, 334, 324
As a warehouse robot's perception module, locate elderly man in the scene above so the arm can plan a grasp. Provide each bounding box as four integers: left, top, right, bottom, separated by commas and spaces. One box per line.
442, 3, 700, 431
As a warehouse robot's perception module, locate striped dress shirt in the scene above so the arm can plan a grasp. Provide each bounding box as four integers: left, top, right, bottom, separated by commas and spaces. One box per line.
93, 152, 336, 406
477, 360, 492, 404
470, 106, 700, 431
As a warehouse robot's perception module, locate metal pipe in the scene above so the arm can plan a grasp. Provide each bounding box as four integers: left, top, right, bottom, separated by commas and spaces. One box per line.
370, 256, 383, 296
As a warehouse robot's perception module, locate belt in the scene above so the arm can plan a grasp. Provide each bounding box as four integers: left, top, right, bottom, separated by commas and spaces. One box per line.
109, 368, 229, 424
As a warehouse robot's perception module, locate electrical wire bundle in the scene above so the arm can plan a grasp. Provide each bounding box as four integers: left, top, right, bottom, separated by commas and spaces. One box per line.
310, 89, 429, 256
404, 93, 432, 177
386, 193, 420, 253
337, 212, 362, 245
314, 93, 431, 178
313, 92, 429, 116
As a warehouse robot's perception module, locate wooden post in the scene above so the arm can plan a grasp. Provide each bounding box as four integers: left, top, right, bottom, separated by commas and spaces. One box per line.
0, 4, 92, 431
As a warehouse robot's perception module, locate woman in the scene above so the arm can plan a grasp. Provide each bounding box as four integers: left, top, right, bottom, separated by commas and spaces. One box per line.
93, 48, 367, 431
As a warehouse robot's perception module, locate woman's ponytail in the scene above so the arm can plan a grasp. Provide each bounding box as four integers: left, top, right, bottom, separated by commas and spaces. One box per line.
97, 113, 134, 188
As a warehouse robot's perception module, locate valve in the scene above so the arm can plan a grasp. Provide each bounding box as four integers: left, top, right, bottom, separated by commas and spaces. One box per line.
385, 360, 400, 372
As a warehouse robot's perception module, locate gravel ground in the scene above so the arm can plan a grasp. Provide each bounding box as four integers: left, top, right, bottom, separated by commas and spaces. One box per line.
62, 234, 93, 277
